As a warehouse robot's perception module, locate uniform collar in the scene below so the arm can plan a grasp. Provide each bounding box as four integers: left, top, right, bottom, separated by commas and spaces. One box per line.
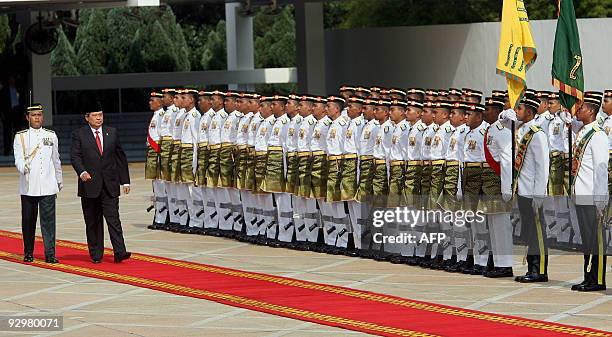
154, 108, 164, 115
29, 127, 42, 133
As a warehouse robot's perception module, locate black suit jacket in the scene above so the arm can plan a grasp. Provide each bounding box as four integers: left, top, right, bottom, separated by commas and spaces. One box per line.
71, 125, 130, 198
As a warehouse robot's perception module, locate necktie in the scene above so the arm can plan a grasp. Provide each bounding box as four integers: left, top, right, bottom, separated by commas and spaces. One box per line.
95, 131, 103, 155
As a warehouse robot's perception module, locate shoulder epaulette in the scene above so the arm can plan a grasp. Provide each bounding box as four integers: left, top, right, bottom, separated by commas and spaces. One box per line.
221, 111, 228, 118
400, 124, 407, 131
545, 114, 554, 121
530, 125, 542, 133
339, 119, 347, 126
460, 127, 466, 133
159, 110, 165, 116
373, 120, 380, 126
308, 118, 315, 125
445, 125, 452, 133
479, 128, 486, 135
281, 117, 288, 124
16, 130, 27, 134
417, 124, 425, 131
323, 119, 331, 126
384, 125, 390, 133
43, 128, 55, 133
433, 124, 439, 132
191, 110, 199, 117
355, 119, 362, 126
593, 125, 602, 132
496, 122, 504, 130
269, 119, 275, 125
295, 116, 303, 124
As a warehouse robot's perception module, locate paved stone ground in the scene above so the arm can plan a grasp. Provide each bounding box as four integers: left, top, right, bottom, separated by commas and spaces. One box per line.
0, 164, 610, 336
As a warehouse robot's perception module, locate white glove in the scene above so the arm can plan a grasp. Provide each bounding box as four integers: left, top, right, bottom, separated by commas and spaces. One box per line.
499, 110, 517, 129
58, 183, 63, 192
532, 196, 545, 209
24, 163, 31, 174
559, 111, 572, 124
456, 189, 463, 201
502, 193, 512, 203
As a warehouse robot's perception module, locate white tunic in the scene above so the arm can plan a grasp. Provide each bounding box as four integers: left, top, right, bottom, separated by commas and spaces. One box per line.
358, 119, 379, 156
14, 128, 63, 196
344, 115, 364, 155
326, 116, 348, 156
572, 121, 609, 205
405, 120, 425, 161
485, 120, 513, 196
389, 120, 410, 161
310, 116, 331, 152
297, 115, 317, 152
462, 121, 488, 163
254, 115, 276, 152
430, 121, 453, 160
514, 119, 549, 197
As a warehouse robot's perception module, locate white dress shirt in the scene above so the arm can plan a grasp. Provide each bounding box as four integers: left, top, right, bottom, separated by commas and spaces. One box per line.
358, 119, 379, 156
486, 120, 513, 196
514, 119, 549, 197
573, 121, 609, 206
405, 120, 425, 161
326, 116, 348, 156
297, 115, 316, 152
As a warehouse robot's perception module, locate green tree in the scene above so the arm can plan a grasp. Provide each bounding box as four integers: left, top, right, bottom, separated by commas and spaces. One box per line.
75, 9, 108, 74
200, 20, 227, 70
51, 28, 79, 76
105, 8, 141, 73
254, 6, 296, 68
128, 21, 178, 72
0, 15, 10, 55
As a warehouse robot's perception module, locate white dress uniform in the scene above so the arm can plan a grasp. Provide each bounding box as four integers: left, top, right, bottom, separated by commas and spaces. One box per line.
386, 119, 410, 255
534, 110, 556, 233
442, 123, 467, 261
179, 107, 201, 228
197, 108, 214, 227
461, 120, 489, 266
218, 110, 242, 231
294, 114, 317, 242
148, 108, 168, 226
254, 114, 277, 235
171, 107, 188, 225
310, 115, 331, 242
266, 113, 292, 242
323, 115, 349, 248
343, 115, 365, 249
371, 119, 394, 254
157, 106, 174, 225
356, 118, 380, 249
205, 108, 228, 229
14, 126, 63, 259
413, 121, 437, 258
484, 120, 514, 268
245, 112, 264, 236
166, 104, 181, 224
235, 110, 254, 233
284, 113, 302, 240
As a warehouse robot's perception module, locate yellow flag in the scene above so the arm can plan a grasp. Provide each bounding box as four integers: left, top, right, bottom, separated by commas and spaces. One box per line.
496, 0, 537, 110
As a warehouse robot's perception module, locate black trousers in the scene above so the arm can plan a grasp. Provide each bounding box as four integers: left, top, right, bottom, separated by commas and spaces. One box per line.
575, 205, 607, 286
517, 196, 548, 275
81, 186, 127, 260
21, 195, 56, 258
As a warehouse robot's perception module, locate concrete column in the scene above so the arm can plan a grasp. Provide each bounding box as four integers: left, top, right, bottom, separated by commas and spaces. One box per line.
295, 2, 326, 95
15, 12, 53, 126
225, 3, 255, 91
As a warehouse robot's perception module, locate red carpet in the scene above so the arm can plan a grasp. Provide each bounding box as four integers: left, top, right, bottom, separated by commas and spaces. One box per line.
0, 230, 609, 337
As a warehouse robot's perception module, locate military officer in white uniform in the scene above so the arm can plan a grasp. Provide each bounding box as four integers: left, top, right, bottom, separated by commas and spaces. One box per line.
14, 104, 63, 263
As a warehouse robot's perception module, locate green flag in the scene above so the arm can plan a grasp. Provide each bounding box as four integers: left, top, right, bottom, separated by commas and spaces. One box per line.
552, 0, 584, 114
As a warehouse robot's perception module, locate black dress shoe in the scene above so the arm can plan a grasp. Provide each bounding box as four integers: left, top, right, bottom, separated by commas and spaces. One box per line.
574, 283, 606, 292
114, 252, 131, 263
470, 265, 485, 275
483, 267, 514, 278
406, 256, 421, 266
571, 280, 588, 291
45, 257, 59, 264
92, 259, 102, 264
389, 255, 408, 264
515, 273, 548, 283
446, 260, 465, 273
23, 255, 34, 263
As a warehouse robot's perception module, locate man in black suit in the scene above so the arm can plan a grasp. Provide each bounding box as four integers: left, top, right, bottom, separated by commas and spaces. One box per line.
70, 102, 131, 264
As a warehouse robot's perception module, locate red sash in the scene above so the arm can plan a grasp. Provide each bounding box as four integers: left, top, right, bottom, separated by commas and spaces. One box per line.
147, 116, 161, 153
483, 128, 501, 175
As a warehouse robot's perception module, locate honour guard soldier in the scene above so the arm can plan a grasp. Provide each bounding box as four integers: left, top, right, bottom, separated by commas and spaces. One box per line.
262, 95, 292, 245
547, 92, 574, 246
462, 88, 483, 104
205, 90, 228, 233
388, 88, 407, 101
295, 95, 318, 247
149, 90, 175, 230
169, 90, 189, 230
217, 92, 242, 234
481, 97, 514, 278
284, 93, 303, 247
354, 86, 372, 98
309, 96, 331, 247
254, 97, 277, 241
244, 94, 265, 239
569, 91, 608, 292
355, 98, 380, 255
195, 90, 214, 232
14, 104, 63, 263
324, 96, 350, 252
145, 91, 168, 230
427, 100, 454, 269
447, 88, 462, 102
533, 91, 556, 236
371, 99, 393, 259
501, 93, 550, 283
460, 103, 488, 275
424, 89, 438, 101
342, 96, 366, 253
234, 92, 255, 237
602, 89, 612, 253
177, 89, 201, 233
386, 99, 410, 261
400, 100, 426, 264
165, 89, 182, 229
440, 102, 467, 272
